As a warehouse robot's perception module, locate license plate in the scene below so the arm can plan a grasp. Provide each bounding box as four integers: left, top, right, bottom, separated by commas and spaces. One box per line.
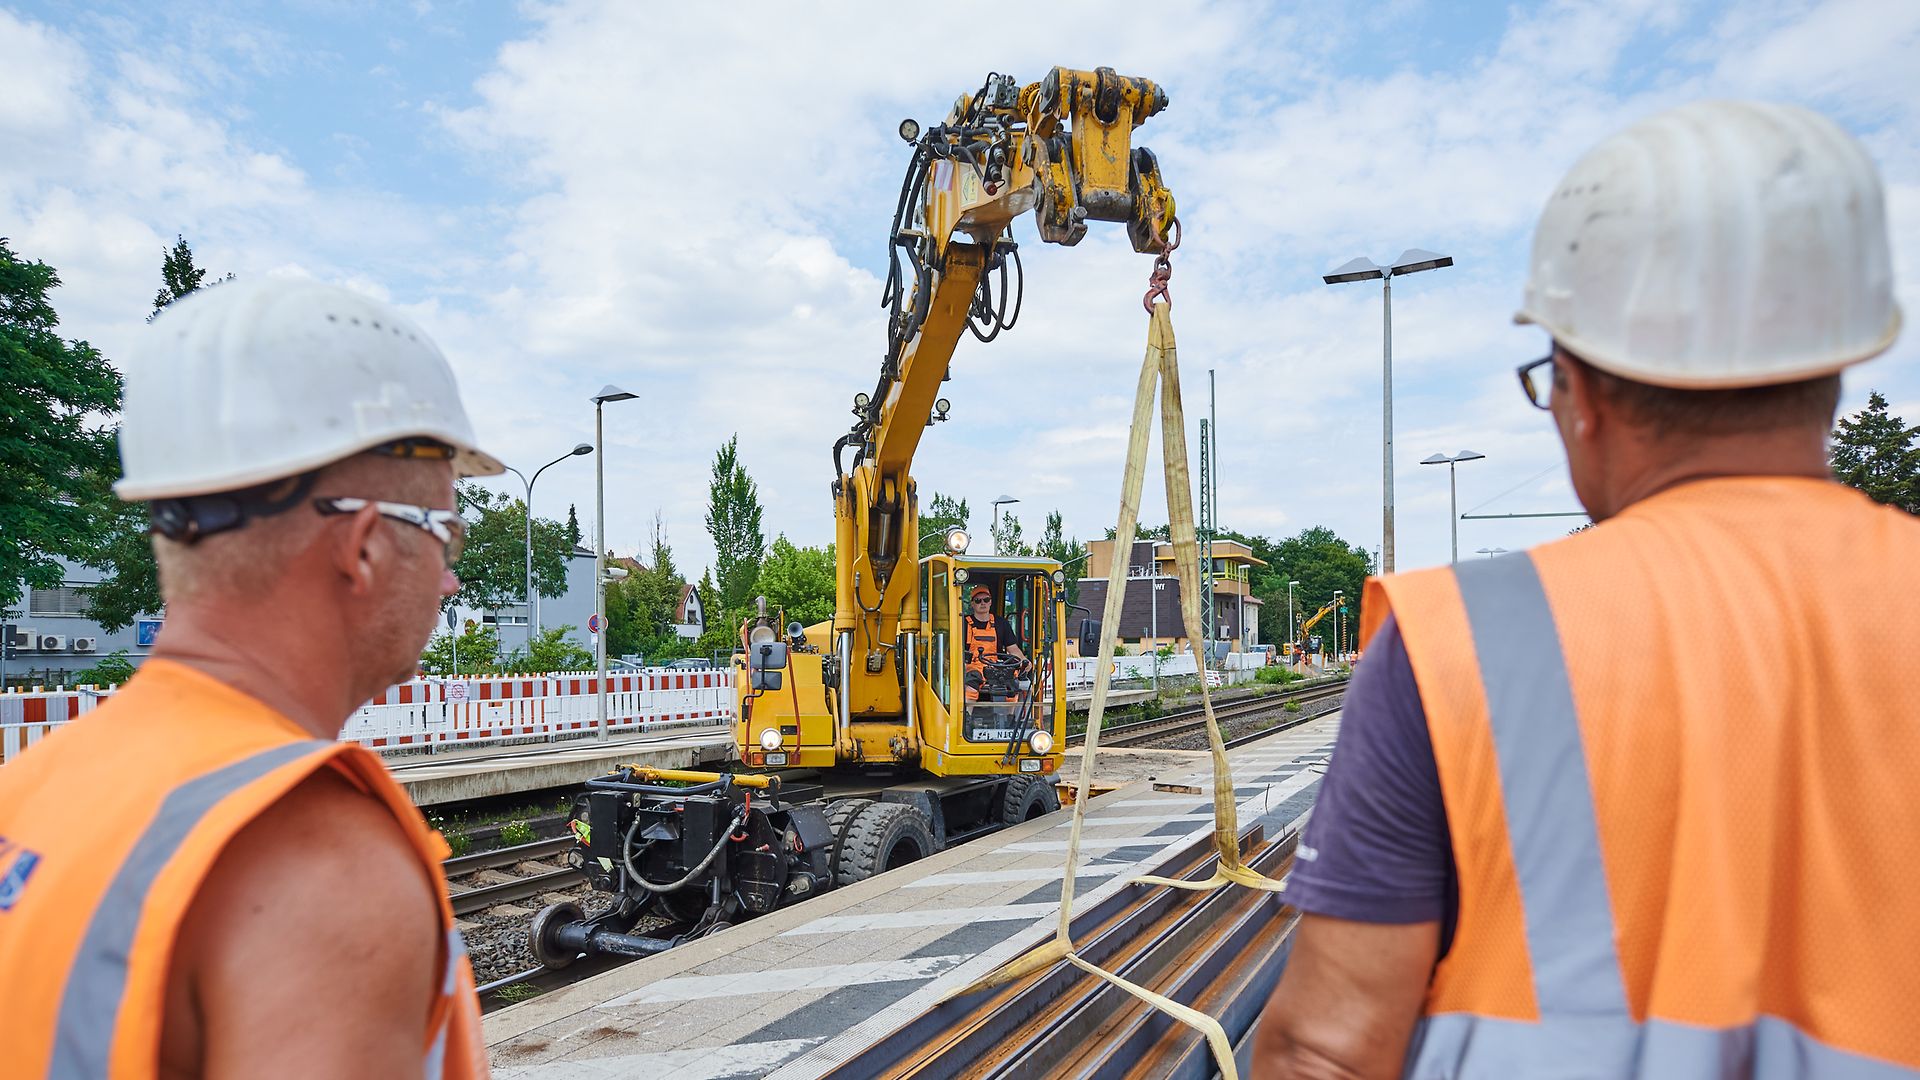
766, 753, 787, 765
971, 729, 1017, 742
1019, 759, 1042, 773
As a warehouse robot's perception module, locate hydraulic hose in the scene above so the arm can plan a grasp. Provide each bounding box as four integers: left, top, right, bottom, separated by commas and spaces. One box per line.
622, 806, 747, 895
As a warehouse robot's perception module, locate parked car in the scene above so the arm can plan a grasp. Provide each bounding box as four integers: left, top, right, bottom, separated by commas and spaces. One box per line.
664, 657, 713, 670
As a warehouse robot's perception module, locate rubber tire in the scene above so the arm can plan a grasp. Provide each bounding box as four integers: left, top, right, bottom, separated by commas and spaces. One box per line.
834, 802, 936, 888
528, 901, 584, 970
823, 798, 874, 884
652, 887, 710, 924
1000, 775, 1060, 825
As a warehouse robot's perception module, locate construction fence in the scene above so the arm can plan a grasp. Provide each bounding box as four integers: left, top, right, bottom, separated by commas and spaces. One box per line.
0, 667, 732, 766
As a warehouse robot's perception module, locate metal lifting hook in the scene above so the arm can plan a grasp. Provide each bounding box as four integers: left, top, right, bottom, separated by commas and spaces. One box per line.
1141, 215, 1181, 313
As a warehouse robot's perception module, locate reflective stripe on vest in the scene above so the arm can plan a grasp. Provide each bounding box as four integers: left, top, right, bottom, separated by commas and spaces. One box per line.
48, 739, 329, 1080
424, 928, 468, 1080
1405, 553, 1919, 1079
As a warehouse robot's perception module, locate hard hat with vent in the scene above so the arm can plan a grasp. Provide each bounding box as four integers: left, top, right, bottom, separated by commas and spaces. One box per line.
971, 586, 994, 602
1516, 99, 1901, 389
118, 277, 504, 503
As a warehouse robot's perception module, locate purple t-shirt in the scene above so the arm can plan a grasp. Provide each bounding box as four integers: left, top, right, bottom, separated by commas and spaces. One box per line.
1281, 613, 1457, 942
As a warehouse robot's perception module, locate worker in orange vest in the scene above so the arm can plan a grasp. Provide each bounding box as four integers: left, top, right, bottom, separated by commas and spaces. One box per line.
1257, 100, 1918, 1077
0, 278, 500, 1078
962, 584, 1031, 709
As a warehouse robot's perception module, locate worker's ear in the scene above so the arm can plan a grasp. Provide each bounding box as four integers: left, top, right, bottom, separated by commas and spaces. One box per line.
1556, 354, 1604, 444
328, 504, 390, 597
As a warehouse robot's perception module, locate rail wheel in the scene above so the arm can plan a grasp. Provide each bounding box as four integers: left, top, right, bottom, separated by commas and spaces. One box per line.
528, 901, 583, 970
1000, 775, 1060, 825
834, 802, 935, 888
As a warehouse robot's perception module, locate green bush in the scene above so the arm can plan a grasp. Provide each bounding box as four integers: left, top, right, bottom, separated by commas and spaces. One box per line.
498, 820, 537, 847
70, 649, 136, 687
1283, 700, 1301, 713
443, 828, 472, 858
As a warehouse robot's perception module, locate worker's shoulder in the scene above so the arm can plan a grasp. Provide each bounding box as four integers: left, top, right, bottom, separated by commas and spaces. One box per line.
200, 764, 437, 930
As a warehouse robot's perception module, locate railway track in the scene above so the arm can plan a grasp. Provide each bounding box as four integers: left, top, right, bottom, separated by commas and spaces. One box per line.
1074, 677, 1347, 750
443, 836, 583, 918
823, 820, 1299, 1077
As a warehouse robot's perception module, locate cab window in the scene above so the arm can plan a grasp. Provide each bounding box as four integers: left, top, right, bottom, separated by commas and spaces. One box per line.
925, 568, 950, 706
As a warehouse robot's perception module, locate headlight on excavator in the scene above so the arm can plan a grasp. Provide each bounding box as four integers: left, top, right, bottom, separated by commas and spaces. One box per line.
946, 528, 969, 555
1029, 729, 1054, 755
759, 728, 783, 752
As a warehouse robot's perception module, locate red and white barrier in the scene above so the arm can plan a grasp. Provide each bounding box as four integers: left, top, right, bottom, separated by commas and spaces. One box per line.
0, 667, 736, 764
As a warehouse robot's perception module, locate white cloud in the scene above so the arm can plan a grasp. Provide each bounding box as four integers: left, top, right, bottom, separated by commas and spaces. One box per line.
6, 0, 1917, 585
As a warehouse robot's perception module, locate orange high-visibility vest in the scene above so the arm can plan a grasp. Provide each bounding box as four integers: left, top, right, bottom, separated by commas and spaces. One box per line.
0, 660, 489, 1079
964, 614, 1003, 679
1363, 478, 1920, 1077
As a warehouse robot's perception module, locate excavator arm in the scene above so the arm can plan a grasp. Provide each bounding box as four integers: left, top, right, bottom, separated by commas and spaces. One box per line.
824, 67, 1177, 749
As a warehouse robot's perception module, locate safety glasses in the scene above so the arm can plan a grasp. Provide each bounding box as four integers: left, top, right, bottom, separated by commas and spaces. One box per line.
314, 497, 465, 567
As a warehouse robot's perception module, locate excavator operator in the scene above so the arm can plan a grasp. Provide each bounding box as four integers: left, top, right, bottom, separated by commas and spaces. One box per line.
963, 585, 1030, 706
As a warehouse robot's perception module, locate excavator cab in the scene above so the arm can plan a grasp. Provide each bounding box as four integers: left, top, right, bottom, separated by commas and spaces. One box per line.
917, 554, 1066, 778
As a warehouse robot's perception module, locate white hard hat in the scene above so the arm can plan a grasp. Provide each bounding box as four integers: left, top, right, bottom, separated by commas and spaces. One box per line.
118, 276, 503, 502
1516, 99, 1901, 389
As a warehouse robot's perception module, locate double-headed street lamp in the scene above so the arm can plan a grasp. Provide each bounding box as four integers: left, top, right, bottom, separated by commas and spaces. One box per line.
1323, 248, 1454, 576
1475, 546, 1509, 559
1419, 451, 1486, 565
592, 385, 638, 741
499, 443, 594, 645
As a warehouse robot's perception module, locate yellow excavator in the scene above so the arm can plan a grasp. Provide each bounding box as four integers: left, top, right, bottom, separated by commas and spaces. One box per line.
531, 68, 1178, 967
1296, 598, 1341, 659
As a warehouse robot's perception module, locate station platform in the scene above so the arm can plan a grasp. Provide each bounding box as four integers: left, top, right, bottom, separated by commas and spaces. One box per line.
483, 712, 1340, 1079
388, 723, 734, 806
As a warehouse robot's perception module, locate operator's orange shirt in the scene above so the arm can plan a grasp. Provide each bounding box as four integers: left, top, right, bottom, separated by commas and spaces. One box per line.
0, 659, 488, 1079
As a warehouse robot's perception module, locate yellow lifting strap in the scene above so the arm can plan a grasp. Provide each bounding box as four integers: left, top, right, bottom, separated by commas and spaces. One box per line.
945, 293, 1275, 1080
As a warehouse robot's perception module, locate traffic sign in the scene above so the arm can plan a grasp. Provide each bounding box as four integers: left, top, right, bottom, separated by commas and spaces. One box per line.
445, 681, 470, 703
136, 620, 164, 648
587, 613, 604, 635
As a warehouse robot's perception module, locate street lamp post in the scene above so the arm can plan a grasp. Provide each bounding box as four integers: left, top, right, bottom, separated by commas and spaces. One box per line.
591, 385, 638, 742
1419, 451, 1486, 565
499, 443, 594, 647
990, 495, 1020, 555
1323, 248, 1454, 576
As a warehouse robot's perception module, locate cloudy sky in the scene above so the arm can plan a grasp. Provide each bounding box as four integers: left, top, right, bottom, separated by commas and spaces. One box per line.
6, 0, 1917, 582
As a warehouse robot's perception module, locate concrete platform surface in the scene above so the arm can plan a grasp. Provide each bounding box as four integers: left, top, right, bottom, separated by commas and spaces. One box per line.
388, 723, 734, 805
484, 713, 1340, 1080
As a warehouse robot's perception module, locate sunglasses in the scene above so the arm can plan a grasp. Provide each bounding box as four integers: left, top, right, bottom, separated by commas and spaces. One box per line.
1517, 354, 1555, 411
314, 497, 466, 567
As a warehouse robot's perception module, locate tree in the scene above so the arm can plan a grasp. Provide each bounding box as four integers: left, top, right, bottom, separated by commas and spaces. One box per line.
420, 623, 502, 675
606, 514, 690, 662
1261, 525, 1372, 647
1036, 510, 1087, 610
918, 492, 970, 553
705, 435, 765, 615
991, 510, 1033, 557
1832, 390, 1919, 514
0, 240, 122, 614
504, 626, 594, 673
90, 236, 232, 629
449, 482, 572, 611
758, 537, 836, 627
1104, 522, 1166, 540
564, 504, 583, 548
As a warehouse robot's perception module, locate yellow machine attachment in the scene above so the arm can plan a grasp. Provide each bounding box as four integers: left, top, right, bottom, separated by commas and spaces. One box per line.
732, 66, 1174, 783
